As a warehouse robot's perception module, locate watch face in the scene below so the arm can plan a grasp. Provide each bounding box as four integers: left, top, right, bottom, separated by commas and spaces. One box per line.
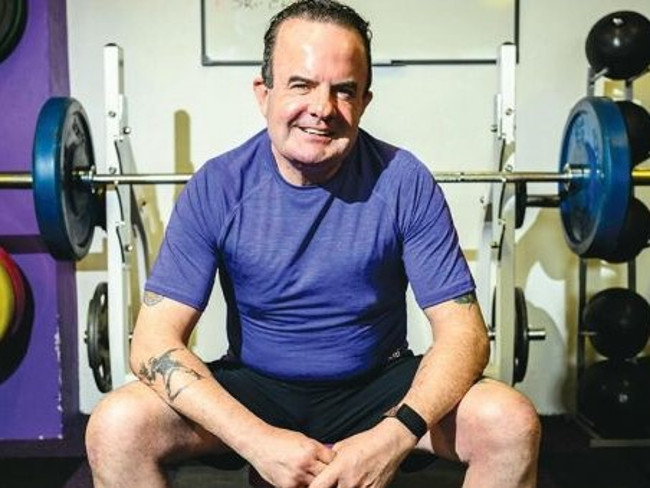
383, 405, 399, 417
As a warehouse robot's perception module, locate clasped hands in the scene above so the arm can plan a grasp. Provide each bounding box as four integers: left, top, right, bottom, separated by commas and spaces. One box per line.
250, 418, 418, 488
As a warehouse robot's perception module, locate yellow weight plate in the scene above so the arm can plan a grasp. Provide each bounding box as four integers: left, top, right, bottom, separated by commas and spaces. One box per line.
0, 264, 15, 343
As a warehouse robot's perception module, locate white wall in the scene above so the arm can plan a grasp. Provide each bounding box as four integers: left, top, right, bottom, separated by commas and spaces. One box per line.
67, 1, 650, 414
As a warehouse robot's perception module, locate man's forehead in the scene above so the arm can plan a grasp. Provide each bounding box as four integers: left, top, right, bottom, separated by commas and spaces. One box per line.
270, 17, 369, 88
275, 17, 363, 45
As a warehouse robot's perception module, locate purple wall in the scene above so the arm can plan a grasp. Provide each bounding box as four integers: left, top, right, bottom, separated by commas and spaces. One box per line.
0, 0, 81, 444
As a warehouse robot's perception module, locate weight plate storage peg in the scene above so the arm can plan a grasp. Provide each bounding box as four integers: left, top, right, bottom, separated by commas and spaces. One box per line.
86, 281, 111, 393
558, 96, 631, 258
33, 97, 100, 261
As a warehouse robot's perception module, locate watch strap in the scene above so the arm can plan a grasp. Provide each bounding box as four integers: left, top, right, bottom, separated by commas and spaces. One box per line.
384, 404, 428, 440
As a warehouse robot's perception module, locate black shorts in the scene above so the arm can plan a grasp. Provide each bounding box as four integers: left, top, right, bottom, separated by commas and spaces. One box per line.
207, 352, 422, 444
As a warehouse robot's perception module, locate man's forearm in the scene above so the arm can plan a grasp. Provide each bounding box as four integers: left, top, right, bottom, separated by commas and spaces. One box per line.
403, 331, 488, 427
129, 298, 274, 460
399, 299, 490, 428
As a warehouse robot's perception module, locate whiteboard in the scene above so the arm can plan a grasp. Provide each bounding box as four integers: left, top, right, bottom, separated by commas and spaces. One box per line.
201, 0, 518, 65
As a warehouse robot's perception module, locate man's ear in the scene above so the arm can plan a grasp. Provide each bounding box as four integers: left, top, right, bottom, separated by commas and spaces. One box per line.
253, 76, 270, 117
360, 90, 373, 116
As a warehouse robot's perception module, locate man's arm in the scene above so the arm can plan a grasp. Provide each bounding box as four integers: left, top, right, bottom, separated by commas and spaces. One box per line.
398, 291, 490, 430
310, 291, 489, 488
130, 291, 334, 486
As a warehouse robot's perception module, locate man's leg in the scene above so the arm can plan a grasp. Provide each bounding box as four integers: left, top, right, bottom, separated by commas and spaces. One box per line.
85, 381, 227, 488
420, 378, 541, 488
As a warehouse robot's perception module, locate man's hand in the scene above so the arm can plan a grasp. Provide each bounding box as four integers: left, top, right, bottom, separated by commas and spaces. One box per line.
247, 427, 336, 488
309, 418, 419, 488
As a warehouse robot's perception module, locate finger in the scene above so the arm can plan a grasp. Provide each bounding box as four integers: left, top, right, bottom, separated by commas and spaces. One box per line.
309, 464, 339, 488
308, 459, 329, 477
316, 443, 336, 464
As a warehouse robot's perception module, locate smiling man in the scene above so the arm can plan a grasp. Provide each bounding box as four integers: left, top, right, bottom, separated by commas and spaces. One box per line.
254, 14, 372, 185
85, 2, 541, 487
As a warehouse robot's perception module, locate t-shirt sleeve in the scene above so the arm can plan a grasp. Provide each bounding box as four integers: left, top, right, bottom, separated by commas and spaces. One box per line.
145, 169, 219, 310
398, 157, 475, 309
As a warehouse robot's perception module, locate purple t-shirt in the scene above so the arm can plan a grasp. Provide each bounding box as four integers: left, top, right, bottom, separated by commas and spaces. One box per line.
146, 129, 474, 381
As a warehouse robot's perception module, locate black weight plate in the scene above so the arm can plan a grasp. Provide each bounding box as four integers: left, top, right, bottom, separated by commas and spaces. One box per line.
515, 181, 527, 229
0, 0, 27, 63
558, 96, 631, 258
585, 11, 650, 80
86, 282, 111, 393
33, 97, 98, 260
513, 287, 529, 384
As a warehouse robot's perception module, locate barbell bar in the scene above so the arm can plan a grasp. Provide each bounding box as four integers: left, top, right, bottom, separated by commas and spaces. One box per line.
1, 95, 649, 262
3, 167, 650, 187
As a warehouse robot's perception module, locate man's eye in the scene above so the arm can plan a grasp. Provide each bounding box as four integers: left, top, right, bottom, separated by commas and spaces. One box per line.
337, 89, 355, 100
290, 83, 310, 92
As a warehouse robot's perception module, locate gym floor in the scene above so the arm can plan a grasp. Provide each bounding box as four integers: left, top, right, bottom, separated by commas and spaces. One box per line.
2, 416, 650, 487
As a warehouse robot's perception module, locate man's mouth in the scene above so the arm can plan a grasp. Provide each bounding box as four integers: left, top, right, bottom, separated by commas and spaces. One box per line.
300, 127, 333, 137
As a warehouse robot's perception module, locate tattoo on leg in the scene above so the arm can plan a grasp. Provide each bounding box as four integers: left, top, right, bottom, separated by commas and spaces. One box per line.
143, 291, 164, 307
454, 292, 478, 307
139, 348, 204, 402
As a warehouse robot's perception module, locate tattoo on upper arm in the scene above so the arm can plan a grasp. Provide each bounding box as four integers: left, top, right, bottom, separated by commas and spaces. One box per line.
143, 291, 164, 307
139, 348, 204, 402
454, 292, 478, 308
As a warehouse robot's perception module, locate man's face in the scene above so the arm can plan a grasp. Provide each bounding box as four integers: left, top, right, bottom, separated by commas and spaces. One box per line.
254, 18, 373, 183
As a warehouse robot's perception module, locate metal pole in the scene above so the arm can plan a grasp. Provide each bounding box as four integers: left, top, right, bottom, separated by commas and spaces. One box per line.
432, 170, 575, 183
89, 173, 193, 185
2, 167, 650, 187
0, 173, 32, 188
90, 170, 578, 186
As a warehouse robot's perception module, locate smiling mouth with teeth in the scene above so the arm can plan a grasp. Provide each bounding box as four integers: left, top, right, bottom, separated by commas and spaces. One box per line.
301, 127, 333, 137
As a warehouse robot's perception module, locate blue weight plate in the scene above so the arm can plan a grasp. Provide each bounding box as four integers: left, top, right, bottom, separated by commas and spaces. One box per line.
558, 97, 631, 257
33, 97, 98, 260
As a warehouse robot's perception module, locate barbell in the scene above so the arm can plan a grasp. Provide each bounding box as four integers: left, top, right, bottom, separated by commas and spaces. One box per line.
1, 95, 650, 261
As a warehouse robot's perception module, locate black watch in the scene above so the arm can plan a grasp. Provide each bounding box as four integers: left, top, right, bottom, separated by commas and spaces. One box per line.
383, 404, 428, 440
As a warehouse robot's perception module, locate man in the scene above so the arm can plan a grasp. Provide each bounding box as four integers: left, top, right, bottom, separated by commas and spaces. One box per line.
85, 1, 541, 487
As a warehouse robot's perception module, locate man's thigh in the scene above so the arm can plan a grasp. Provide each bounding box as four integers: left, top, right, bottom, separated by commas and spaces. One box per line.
89, 380, 229, 462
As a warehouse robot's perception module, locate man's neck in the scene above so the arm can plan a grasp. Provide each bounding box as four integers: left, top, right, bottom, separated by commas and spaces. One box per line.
274, 153, 345, 187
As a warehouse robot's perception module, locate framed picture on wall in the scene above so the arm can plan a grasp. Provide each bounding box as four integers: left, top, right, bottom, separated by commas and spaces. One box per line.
201, 0, 519, 66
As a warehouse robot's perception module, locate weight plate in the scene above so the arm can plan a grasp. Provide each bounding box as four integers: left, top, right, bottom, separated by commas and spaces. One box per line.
86, 282, 111, 393
0, 0, 27, 63
0, 264, 15, 343
33, 97, 99, 261
513, 287, 529, 384
515, 181, 527, 229
616, 100, 650, 165
558, 96, 631, 258
0, 247, 26, 340
585, 11, 650, 80
489, 287, 530, 384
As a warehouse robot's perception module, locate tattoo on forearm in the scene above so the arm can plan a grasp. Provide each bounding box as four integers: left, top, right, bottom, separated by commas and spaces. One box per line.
139, 348, 204, 402
143, 291, 164, 307
454, 292, 478, 308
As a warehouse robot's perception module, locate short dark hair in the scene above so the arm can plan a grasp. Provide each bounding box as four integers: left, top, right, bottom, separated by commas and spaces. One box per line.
261, 0, 373, 93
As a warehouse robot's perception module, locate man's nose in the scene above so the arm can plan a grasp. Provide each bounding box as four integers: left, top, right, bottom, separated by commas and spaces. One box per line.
308, 86, 335, 119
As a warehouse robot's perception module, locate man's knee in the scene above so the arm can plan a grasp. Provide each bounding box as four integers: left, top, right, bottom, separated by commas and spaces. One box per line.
472, 383, 541, 450
86, 385, 156, 468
